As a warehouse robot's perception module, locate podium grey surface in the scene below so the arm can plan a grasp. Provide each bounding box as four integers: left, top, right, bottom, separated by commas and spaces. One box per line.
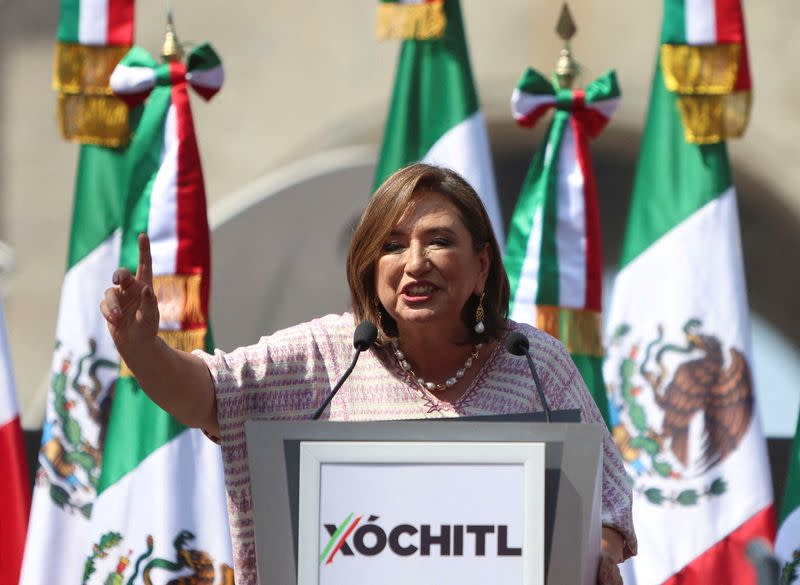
245, 419, 603, 585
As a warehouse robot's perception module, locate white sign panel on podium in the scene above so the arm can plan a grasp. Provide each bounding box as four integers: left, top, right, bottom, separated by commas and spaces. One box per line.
297, 441, 545, 585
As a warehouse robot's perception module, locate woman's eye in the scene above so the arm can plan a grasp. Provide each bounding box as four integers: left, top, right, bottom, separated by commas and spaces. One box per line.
382, 241, 404, 252
431, 237, 452, 247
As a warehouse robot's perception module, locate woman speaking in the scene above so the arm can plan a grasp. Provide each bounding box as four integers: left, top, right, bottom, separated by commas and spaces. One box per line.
101, 163, 636, 585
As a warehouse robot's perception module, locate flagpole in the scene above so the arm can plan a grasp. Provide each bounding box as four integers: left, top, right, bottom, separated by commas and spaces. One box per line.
554, 3, 578, 90
163, 0, 184, 62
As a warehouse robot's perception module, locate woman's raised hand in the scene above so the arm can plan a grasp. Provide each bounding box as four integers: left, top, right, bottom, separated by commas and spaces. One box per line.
100, 233, 160, 353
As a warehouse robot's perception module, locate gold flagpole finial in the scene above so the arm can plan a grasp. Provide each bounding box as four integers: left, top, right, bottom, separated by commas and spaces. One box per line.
162, 3, 184, 63
554, 3, 578, 89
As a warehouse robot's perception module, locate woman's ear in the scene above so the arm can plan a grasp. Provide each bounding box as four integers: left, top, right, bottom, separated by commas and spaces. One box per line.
475, 244, 490, 295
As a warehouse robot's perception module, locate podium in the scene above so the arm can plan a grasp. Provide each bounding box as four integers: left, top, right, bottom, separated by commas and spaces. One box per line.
246, 416, 602, 585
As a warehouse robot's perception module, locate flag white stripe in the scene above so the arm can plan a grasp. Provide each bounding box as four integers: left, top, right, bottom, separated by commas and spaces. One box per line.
20, 493, 89, 585
592, 97, 622, 121
606, 188, 751, 351
110, 65, 157, 96
85, 429, 232, 580
554, 122, 587, 308
148, 105, 181, 328
511, 90, 556, 121
686, 0, 718, 44
777, 507, 800, 565
0, 297, 19, 426
78, 0, 109, 45
186, 64, 225, 90
509, 205, 544, 322
422, 110, 505, 248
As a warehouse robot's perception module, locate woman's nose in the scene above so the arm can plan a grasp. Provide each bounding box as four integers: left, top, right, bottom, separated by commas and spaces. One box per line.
405, 242, 429, 274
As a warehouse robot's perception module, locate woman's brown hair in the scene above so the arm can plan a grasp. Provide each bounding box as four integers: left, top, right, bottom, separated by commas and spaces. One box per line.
346, 163, 509, 344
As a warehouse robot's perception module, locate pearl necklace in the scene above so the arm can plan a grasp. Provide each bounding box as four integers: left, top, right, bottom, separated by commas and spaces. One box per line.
392, 342, 483, 393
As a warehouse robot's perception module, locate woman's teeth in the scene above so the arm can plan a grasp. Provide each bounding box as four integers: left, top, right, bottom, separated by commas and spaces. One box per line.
406, 285, 433, 295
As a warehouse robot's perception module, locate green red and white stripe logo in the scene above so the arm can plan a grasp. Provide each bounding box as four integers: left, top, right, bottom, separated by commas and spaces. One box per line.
320, 513, 363, 565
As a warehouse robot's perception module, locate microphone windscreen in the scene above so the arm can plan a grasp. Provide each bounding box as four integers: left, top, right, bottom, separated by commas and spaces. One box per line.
505, 332, 530, 356
353, 320, 378, 351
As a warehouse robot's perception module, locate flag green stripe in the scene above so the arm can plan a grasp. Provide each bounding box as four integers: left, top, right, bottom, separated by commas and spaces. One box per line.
572, 354, 611, 428
619, 58, 732, 268
66, 146, 126, 269
662, 0, 688, 43
780, 412, 800, 524
505, 114, 568, 310
119, 86, 171, 271
98, 328, 216, 492
187, 42, 222, 71
96, 376, 187, 493
372, 0, 479, 190
536, 113, 569, 306
505, 136, 545, 309
57, 0, 80, 43
67, 106, 143, 269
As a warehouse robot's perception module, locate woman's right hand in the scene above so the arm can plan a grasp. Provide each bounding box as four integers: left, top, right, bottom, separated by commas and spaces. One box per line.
100, 233, 160, 355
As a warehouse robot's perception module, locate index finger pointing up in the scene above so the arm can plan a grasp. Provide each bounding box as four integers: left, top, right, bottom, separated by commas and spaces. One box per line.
136, 232, 154, 286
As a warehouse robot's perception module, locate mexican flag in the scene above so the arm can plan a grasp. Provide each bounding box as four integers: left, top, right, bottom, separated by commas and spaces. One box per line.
505, 68, 620, 425
20, 141, 131, 585
777, 413, 800, 585
602, 3, 774, 583
79, 44, 232, 584
374, 0, 504, 247
0, 297, 30, 585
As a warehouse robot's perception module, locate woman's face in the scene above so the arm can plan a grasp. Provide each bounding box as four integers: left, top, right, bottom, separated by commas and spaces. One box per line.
375, 191, 490, 339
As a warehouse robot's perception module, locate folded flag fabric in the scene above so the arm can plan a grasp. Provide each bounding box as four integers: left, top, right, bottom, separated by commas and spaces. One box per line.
505, 68, 621, 424
78, 42, 233, 585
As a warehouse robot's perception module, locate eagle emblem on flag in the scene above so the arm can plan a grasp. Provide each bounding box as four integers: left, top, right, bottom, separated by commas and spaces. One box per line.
82, 530, 234, 585
37, 338, 117, 517
606, 318, 754, 506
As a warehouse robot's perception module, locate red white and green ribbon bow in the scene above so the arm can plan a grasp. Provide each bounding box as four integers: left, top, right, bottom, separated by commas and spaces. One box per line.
659, 0, 751, 143
110, 43, 223, 353
505, 68, 621, 425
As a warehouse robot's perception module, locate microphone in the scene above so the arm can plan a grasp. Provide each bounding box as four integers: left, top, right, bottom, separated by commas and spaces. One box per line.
505, 332, 552, 423
312, 320, 378, 420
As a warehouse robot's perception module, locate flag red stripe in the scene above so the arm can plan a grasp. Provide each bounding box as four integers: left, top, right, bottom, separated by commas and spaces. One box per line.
570, 106, 602, 312
170, 62, 212, 327
714, 0, 744, 44
662, 506, 776, 585
106, 0, 134, 45
733, 38, 752, 91
0, 416, 31, 585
